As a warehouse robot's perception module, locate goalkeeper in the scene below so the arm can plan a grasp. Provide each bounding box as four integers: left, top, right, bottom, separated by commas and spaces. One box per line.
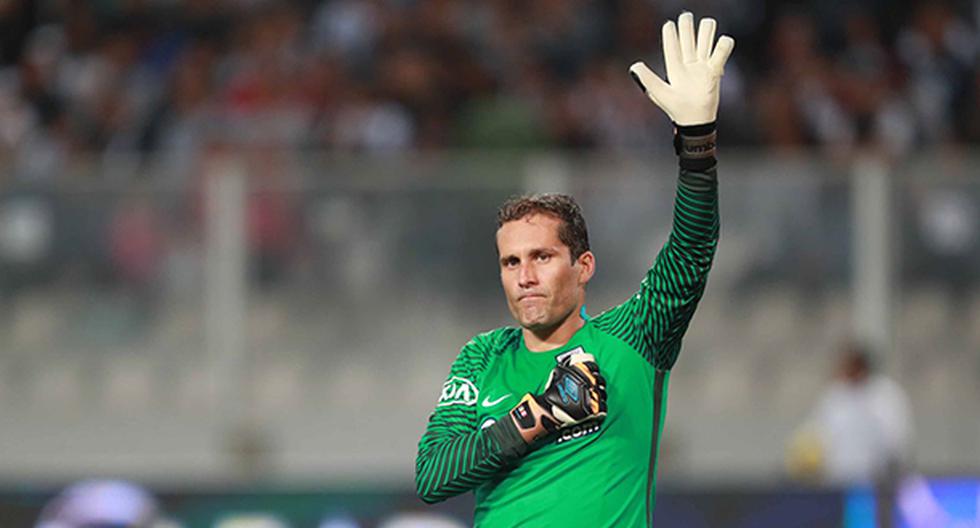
415, 12, 733, 527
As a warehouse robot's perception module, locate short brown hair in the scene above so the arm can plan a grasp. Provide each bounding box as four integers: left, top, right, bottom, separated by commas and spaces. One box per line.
496, 193, 590, 260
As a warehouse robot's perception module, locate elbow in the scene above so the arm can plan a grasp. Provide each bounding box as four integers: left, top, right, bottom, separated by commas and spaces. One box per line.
415, 478, 445, 505
417, 490, 443, 505
414, 460, 445, 504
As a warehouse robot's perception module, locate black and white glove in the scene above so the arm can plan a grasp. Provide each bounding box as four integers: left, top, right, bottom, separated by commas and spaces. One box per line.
510, 352, 608, 443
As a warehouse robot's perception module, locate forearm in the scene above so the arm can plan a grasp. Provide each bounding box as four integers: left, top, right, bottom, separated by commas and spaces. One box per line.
669, 165, 719, 268
665, 121, 720, 264
415, 418, 527, 503
589, 130, 721, 369
641, 129, 719, 367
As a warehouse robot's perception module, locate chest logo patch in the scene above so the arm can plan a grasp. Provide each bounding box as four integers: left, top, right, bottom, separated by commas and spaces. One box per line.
438, 376, 479, 407
481, 394, 511, 407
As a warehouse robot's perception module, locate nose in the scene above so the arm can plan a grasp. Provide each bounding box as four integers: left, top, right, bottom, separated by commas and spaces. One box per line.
518, 262, 538, 288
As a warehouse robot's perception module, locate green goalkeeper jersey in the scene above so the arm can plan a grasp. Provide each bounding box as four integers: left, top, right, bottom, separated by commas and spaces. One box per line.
415, 165, 718, 527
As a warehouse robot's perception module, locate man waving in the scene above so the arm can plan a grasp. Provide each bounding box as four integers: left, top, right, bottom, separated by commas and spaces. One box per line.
416, 12, 734, 527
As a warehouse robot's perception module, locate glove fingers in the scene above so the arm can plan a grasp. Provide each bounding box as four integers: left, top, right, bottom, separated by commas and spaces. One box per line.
696, 17, 717, 61
590, 387, 607, 414
589, 368, 604, 387
661, 20, 682, 81
571, 361, 600, 384
628, 62, 672, 115
586, 371, 607, 416
678, 12, 696, 64
544, 368, 557, 388
708, 35, 735, 74
594, 373, 607, 390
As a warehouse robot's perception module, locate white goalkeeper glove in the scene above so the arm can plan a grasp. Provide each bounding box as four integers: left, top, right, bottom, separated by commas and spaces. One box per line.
629, 12, 735, 126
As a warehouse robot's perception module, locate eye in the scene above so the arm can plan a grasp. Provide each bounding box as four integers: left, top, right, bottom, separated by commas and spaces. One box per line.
537, 253, 551, 263
503, 257, 519, 268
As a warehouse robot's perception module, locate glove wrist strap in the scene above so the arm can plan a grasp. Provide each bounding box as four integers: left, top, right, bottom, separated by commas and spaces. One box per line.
511, 398, 538, 431
673, 122, 717, 171
510, 395, 559, 445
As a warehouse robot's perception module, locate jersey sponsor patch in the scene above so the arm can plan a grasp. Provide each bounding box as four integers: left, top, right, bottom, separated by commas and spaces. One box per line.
555, 420, 602, 444
437, 376, 479, 407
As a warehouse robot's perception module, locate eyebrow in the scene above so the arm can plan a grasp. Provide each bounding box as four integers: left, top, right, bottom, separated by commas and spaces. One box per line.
498, 247, 557, 265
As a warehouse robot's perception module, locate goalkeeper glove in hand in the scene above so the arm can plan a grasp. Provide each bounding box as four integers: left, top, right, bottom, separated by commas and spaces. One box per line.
629, 12, 735, 126
510, 352, 608, 444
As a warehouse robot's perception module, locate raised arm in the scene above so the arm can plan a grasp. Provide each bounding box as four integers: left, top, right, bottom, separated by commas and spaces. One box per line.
593, 13, 733, 370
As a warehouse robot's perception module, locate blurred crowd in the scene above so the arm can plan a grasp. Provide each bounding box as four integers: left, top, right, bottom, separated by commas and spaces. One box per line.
0, 0, 977, 303
0, 0, 979, 181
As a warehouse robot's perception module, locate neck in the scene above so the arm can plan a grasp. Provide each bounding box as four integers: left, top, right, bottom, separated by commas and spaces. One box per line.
523, 305, 585, 352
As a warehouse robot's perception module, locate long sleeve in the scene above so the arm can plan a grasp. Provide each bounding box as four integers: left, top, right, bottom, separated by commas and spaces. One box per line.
592, 162, 719, 370
415, 333, 528, 504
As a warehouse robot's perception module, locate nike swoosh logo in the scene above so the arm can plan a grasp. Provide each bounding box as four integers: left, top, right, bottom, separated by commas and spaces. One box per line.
481, 394, 512, 407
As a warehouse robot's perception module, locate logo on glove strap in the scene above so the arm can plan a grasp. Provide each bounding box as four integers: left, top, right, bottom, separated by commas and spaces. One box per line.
438, 376, 479, 407
679, 132, 717, 158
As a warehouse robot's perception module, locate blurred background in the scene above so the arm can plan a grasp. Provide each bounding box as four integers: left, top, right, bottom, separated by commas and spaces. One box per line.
0, 0, 978, 526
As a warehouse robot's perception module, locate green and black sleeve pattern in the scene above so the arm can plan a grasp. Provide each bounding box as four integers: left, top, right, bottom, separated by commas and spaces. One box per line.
415, 329, 525, 504
592, 153, 719, 370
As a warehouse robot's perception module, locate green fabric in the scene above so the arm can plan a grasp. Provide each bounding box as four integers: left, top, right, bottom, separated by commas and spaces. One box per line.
415, 164, 719, 527
646, 370, 672, 518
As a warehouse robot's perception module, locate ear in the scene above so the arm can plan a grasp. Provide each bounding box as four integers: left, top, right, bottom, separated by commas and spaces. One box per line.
576, 250, 595, 285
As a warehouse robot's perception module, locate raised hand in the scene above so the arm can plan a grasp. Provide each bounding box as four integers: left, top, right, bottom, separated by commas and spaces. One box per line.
629, 12, 735, 126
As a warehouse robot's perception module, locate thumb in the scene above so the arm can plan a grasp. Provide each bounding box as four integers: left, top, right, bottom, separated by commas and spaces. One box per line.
567, 352, 595, 364
629, 61, 673, 113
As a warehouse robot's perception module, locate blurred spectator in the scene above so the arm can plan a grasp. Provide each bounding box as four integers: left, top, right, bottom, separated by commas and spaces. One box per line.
787, 341, 913, 486
109, 196, 165, 290
35, 479, 163, 528
214, 514, 290, 528
0, 190, 55, 296
908, 186, 980, 308
896, 3, 976, 144
376, 511, 467, 528
317, 513, 361, 528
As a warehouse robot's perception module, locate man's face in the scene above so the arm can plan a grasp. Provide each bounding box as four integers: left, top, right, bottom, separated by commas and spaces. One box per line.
496, 214, 594, 331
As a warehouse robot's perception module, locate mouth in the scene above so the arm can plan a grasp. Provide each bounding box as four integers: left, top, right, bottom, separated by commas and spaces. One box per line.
518, 293, 545, 302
